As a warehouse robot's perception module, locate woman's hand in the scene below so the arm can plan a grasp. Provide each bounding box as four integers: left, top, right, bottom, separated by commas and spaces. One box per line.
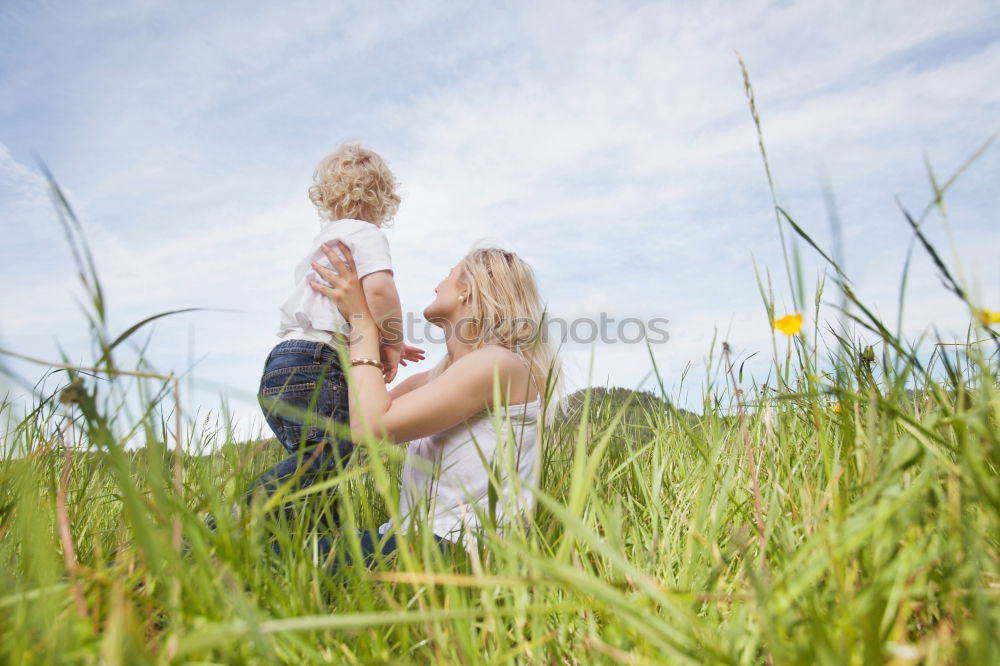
309, 242, 371, 322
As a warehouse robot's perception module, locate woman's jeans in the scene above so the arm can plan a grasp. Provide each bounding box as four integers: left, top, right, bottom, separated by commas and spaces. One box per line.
275, 529, 455, 576
251, 339, 354, 526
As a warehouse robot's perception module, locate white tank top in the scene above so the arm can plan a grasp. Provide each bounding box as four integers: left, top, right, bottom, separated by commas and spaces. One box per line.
378, 397, 540, 548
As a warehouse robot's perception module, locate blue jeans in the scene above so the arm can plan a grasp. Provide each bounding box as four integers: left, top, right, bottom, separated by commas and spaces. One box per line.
273, 529, 455, 576
321, 529, 400, 573
250, 339, 354, 526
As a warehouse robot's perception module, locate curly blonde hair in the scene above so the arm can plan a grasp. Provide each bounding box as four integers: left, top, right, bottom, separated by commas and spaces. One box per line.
308, 144, 401, 226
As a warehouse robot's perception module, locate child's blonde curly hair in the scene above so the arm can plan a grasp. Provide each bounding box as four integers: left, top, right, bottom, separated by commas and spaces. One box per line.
308, 143, 401, 227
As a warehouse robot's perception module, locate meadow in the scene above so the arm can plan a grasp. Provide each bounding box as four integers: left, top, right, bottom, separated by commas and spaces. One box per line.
1, 75, 998, 664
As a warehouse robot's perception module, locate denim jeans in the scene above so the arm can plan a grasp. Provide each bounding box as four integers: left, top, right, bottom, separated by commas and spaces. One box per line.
258, 339, 350, 454
250, 339, 355, 526
272, 529, 455, 576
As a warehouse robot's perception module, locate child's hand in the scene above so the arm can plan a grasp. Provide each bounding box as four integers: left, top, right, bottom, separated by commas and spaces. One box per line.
380, 344, 402, 383
399, 344, 426, 366
380, 344, 425, 383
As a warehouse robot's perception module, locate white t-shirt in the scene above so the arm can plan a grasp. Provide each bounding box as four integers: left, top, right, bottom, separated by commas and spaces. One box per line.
379, 398, 541, 549
278, 218, 392, 339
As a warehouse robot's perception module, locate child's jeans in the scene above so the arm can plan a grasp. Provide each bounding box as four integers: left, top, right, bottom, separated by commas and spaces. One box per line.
251, 339, 355, 526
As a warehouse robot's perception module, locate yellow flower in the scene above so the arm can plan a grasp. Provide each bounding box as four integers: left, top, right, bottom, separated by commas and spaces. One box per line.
832, 402, 843, 414
977, 308, 1000, 327
773, 313, 803, 336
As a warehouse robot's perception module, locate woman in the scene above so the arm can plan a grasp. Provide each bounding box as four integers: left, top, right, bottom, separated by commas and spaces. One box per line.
305, 242, 559, 564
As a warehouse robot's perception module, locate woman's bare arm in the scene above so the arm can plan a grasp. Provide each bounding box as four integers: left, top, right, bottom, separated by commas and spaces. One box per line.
308, 242, 533, 443
372, 346, 530, 443
389, 370, 429, 400
341, 312, 528, 443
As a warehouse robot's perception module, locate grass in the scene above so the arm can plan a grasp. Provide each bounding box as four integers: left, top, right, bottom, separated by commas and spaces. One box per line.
1, 68, 998, 664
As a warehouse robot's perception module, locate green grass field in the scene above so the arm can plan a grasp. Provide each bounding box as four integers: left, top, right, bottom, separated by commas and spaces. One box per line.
2, 75, 998, 664
2, 321, 998, 664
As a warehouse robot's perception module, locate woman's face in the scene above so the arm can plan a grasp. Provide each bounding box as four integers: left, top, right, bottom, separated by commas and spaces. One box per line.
423, 262, 467, 325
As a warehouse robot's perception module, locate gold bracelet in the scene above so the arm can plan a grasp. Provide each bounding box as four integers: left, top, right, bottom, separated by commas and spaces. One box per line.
350, 357, 384, 372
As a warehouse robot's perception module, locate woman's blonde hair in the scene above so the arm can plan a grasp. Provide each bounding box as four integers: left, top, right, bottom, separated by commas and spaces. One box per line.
308, 143, 401, 226
431, 247, 563, 416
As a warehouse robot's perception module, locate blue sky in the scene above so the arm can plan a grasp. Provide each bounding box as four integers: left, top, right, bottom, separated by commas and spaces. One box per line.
2, 0, 999, 443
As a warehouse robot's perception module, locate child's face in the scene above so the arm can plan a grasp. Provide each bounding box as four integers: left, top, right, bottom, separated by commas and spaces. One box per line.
423, 263, 467, 324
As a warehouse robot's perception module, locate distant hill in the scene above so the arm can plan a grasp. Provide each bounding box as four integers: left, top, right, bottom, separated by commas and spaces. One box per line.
553, 387, 700, 449
559, 386, 696, 419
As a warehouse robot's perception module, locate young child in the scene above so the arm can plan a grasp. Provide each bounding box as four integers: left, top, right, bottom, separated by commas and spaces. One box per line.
256, 144, 419, 501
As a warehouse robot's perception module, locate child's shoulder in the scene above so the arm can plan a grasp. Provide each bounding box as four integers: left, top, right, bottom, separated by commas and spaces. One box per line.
313, 219, 391, 265
319, 218, 385, 236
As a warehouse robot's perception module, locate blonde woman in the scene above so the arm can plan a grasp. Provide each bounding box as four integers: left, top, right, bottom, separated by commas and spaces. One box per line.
307, 241, 560, 566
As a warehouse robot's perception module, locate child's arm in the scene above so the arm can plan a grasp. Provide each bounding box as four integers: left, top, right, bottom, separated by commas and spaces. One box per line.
360, 270, 404, 382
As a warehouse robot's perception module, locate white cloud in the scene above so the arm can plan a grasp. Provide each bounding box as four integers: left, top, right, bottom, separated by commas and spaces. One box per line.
1, 0, 998, 442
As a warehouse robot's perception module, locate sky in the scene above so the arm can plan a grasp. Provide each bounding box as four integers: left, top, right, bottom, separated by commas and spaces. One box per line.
1, 0, 999, 445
